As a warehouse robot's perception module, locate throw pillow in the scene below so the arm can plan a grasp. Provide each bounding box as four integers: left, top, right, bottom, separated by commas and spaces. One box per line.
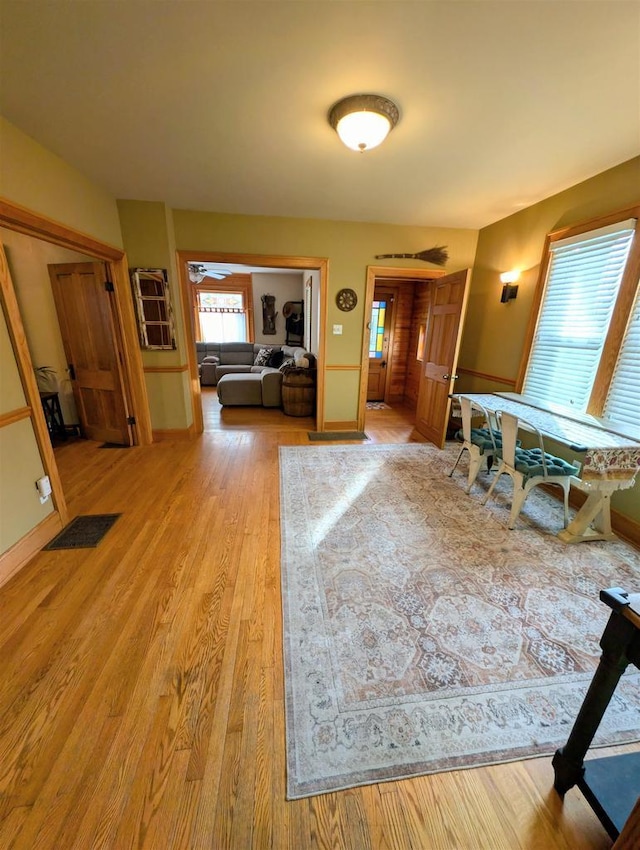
279, 356, 296, 372
254, 347, 273, 366
268, 349, 285, 368
294, 352, 309, 368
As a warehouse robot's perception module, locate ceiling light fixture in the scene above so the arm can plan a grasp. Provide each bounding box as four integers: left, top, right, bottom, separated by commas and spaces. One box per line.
328, 94, 399, 152
188, 263, 233, 284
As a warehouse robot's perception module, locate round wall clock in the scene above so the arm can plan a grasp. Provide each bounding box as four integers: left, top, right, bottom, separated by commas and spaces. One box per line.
336, 288, 358, 312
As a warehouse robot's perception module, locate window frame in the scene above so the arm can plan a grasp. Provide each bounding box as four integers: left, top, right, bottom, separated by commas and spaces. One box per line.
516, 204, 640, 418
191, 275, 254, 343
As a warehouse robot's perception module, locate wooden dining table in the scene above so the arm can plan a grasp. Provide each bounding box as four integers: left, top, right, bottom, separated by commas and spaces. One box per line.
456, 392, 640, 544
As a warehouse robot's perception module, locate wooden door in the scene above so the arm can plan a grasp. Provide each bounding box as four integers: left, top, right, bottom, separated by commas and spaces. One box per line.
367, 289, 394, 401
48, 262, 133, 445
415, 269, 470, 447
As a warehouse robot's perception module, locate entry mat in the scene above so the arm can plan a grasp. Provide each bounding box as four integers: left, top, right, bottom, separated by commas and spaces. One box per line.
43, 514, 121, 550
307, 431, 369, 441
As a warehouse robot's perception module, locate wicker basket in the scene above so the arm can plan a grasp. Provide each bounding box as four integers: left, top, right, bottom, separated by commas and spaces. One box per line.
282, 368, 315, 417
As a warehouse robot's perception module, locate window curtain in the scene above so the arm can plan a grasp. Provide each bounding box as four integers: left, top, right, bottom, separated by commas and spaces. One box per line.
198, 310, 246, 342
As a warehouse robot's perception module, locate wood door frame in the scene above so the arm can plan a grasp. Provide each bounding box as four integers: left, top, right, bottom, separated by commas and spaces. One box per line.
0, 198, 153, 531
367, 283, 398, 403
176, 250, 329, 433
358, 266, 446, 431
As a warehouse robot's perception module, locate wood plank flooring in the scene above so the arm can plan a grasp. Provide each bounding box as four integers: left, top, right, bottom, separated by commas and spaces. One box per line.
0, 389, 631, 848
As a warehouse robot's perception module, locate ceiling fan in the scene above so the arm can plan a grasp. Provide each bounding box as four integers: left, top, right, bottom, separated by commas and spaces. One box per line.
188, 263, 234, 284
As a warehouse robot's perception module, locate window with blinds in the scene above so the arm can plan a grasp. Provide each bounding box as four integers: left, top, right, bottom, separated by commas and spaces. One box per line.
604, 288, 640, 428
522, 219, 636, 411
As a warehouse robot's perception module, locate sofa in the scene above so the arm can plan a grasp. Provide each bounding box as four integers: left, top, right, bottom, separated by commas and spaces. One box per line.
196, 342, 316, 408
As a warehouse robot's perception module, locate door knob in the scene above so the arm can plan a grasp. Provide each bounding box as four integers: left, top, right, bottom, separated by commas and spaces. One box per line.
442, 373, 459, 380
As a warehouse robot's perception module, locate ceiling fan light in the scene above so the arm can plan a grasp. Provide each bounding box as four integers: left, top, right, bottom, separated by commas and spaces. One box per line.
189, 269, 205, 284
329, 94, 399, 152
188, 263, 233, 283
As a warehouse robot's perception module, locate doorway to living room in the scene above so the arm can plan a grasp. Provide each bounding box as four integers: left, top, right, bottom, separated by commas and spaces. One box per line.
177, 251, 327, 434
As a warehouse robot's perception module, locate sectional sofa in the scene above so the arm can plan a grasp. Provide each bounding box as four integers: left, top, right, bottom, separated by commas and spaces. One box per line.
196, 342, 315, 408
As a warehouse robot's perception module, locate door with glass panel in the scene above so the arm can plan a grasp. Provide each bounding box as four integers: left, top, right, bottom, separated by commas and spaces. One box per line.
367, 290, 395, 401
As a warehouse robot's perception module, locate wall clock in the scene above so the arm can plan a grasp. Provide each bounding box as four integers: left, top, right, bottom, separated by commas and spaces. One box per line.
336, 288, 358, 312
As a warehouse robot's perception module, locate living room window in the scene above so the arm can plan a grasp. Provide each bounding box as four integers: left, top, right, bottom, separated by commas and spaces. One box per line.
192, 276, 253, 343
520, 210, 639, 427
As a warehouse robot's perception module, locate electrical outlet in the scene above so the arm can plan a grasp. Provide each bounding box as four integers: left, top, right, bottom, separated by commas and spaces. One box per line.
333, 324, 343, 335
36, 475, 52, 504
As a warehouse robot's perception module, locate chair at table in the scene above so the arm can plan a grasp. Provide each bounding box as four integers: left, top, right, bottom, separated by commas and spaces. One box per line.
448, 396, 501, 494
482, 410, 580, 529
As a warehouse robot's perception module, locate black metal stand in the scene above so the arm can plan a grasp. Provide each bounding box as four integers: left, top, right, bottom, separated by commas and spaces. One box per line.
40, 391, 67, 441
552, 587, 640, 840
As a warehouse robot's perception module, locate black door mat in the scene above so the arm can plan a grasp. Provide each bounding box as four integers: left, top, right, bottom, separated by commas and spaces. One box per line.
308, 431, 369, 441
43, 514, 121, 550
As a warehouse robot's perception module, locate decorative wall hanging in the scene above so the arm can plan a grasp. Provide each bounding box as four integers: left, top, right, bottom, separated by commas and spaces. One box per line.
261, 293, 277, 334
336, 288, 358, 312
375, 246, 449, 266
283, 301, 304, 345
130, 268, 176, 350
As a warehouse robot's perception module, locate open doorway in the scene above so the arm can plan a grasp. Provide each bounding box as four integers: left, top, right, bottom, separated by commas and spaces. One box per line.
0, 200, 152, 540
360, 268, 444, 432
176, 250, 328, 434
359, 265, 470, 448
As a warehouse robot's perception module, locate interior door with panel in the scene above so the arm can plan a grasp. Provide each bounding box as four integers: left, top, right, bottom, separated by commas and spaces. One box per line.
367, 289, 395, 401
415, 269, 470, 447
48, 262, 133, 445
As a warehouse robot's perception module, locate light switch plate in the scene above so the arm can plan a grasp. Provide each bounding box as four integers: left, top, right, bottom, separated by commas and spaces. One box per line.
333, 324, 343, 335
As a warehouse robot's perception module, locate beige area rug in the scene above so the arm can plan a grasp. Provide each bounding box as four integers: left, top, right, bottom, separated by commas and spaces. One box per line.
279, 443, 640, 799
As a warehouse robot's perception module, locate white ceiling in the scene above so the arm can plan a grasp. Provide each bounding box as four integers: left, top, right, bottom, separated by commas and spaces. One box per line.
1, 1, 639, 230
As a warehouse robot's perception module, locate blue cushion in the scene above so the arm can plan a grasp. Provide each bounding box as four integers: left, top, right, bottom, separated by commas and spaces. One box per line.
455, 427, 501, 453
511, 447, 580, 480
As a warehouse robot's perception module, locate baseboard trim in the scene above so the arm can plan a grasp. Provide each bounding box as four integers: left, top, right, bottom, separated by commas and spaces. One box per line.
152, 424, 196, 441
0, 510, 63, 589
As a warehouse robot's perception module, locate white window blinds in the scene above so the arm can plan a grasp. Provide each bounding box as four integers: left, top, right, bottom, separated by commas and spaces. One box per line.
523, 219, 636, 411
604, 288, 640, 429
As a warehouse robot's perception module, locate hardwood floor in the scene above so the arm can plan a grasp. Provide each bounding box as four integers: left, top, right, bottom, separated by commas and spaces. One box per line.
0, 391, 627, 848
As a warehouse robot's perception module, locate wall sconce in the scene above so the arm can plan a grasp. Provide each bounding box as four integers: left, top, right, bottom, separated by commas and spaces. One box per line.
500, 271, 520, 303
329, 94, 399, 152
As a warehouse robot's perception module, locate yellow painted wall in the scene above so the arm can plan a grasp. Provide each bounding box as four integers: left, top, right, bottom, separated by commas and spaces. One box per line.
0, 117, 123, 248
0, 307, 52, 552
458, 157, 640, 392
172, 209, 479, 422
463, 156, 640, 525
0, 117, 124, 559
117, 200, 192, 430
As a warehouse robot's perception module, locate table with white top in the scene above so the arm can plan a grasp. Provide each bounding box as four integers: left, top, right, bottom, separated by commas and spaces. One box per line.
457, 392, 640, 543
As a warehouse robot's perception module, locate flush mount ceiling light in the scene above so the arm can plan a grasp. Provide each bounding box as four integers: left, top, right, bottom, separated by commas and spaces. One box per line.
328, 94, 399, 152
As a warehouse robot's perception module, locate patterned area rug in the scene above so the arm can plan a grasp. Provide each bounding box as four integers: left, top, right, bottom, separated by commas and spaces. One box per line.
366, 401, 390, 410
279, 443, 640, 799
